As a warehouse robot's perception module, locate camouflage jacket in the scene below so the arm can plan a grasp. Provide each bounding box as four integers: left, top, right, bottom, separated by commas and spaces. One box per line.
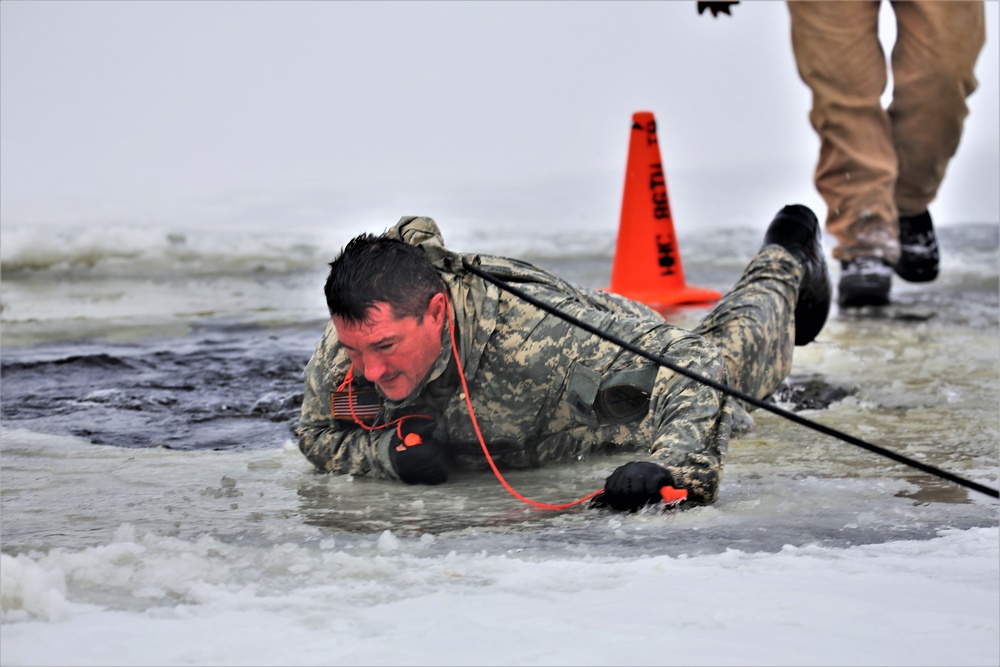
297, 217, 733, 502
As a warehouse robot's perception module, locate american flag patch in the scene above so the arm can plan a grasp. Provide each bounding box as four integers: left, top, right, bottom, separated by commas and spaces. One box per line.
331, 390, 382, 423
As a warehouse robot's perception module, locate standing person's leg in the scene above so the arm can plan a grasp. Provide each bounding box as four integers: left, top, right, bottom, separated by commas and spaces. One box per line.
787, 0, 898, 306
788, 0, 899, 263
693, 206, 828, 406
888, 0, 985, 282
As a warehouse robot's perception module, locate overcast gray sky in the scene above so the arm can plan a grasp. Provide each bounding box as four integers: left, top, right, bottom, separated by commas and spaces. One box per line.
2, 0, 997, 225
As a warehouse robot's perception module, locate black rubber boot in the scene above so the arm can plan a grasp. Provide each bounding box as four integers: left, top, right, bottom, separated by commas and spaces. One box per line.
894, 211, 940, 283
839, 256, 892, 307
762, 204, 832, 346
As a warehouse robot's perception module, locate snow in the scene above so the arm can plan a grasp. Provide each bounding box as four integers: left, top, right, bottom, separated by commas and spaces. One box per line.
2, 526, 997, 666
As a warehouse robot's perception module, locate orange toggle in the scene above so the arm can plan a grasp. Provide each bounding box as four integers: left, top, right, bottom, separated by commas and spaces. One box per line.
606, 111, 722, 310
660, 486, 689, 504
403, 432, 423, 448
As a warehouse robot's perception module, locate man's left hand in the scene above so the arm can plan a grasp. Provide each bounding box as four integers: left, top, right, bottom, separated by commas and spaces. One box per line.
592, 461, 680, 512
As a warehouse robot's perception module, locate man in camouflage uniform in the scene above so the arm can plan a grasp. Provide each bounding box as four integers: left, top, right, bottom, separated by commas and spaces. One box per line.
297, 204, 831, 510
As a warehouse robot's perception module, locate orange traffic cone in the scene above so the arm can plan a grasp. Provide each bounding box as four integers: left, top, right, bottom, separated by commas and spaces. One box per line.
607, 111, 721, 308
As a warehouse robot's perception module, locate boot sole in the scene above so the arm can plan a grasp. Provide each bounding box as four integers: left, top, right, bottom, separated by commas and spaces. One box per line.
838, 286, 890, 307
838, 275, 891, 307
894, 265, 939, 283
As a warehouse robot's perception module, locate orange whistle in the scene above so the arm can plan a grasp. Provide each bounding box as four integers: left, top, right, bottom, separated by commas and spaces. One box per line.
660, 486, 688, 504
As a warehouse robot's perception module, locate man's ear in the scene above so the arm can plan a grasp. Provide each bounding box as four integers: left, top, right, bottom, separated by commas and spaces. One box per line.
425, 292, 447, 327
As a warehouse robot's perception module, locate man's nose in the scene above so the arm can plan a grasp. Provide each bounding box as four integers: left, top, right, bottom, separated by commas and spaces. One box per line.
360, 353, 387, 382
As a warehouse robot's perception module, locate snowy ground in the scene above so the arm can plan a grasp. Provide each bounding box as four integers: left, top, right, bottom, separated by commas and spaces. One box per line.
1, 525, 997, 667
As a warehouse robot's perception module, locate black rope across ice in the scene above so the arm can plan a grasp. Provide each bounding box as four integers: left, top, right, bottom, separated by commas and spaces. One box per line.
462, 259, 999, 500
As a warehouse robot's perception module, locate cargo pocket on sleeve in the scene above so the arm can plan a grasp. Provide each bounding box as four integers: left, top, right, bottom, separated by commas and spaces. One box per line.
568, 362, 656, 428
593, 365, 656, 426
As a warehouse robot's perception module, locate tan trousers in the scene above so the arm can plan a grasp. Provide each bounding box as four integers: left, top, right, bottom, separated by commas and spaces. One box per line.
787, 0, 985, 262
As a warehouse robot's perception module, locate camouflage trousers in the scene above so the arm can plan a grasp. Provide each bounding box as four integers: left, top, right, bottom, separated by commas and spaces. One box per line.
693, 244, 802, 410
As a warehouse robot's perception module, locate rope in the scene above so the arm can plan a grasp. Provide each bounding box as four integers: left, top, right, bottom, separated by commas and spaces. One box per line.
461, 259, 999, 501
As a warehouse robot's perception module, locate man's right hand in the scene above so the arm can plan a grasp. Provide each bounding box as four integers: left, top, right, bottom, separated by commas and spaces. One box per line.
389, 412, 449, 485
591, 461, 680, 512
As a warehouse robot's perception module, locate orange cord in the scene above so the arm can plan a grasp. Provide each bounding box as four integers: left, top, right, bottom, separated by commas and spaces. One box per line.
443, 295, 602, 511
340, 364, 432, 435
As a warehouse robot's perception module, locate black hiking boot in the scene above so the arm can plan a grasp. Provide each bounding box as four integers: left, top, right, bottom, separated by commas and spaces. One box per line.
838, 256, 892, 307
762, 204, 831, 346
894, 210, 939, 283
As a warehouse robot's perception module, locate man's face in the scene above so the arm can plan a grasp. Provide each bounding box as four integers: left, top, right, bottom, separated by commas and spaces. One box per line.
333, 294, 447, 401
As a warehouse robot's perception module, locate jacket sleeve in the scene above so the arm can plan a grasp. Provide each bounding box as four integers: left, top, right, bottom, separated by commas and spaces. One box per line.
296, 322, 399, 479
644, 331, 734, 504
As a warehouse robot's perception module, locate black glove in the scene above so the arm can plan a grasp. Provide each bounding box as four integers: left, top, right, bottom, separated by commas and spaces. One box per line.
389, 411, 449, 485
591, 461, 679, 512
697, 1, 738, 17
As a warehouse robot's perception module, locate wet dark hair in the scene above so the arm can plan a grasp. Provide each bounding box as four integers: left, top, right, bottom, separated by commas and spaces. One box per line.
324, 234, 445, 325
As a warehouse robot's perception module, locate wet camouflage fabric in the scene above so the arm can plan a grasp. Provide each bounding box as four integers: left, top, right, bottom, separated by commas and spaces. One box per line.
298, 217, 801, 503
